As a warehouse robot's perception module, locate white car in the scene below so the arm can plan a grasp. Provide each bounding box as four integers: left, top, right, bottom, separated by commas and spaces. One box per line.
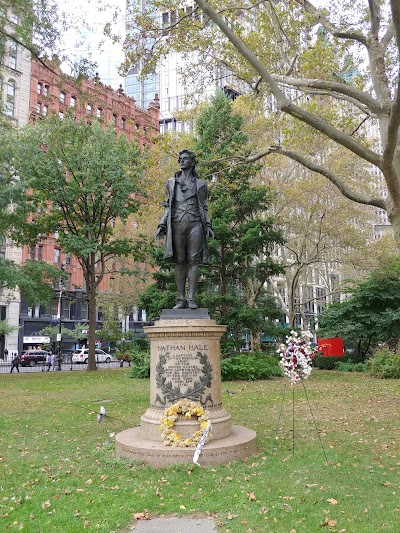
72, 348, 112, 364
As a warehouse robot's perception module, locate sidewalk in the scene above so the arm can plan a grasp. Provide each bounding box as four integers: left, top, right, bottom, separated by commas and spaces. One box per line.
131, 517, 217, 532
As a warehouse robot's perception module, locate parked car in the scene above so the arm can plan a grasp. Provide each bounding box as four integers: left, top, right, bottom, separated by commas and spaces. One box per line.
19, 349, 50, 367
71, 348, 112, 364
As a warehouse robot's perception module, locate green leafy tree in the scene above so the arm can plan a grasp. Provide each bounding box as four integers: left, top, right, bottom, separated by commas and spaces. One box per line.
7, 116, 146, 370
318, 259, 400, 359
194, 91, 285, 350
0, 0, 63, 64
124, 0, 400, 251
0, 258, 62, 305
0, 112, 63, 307
139, 92, 285, 350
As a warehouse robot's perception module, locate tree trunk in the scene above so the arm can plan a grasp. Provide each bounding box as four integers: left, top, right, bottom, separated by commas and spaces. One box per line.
86, 256, 97, 371
250, 330, 261, 352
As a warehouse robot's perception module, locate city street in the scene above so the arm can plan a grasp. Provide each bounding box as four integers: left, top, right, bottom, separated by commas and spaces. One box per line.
0, 359, 128, 373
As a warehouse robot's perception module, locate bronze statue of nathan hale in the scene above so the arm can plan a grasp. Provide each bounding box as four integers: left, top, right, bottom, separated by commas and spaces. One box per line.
156, 149, 214, 309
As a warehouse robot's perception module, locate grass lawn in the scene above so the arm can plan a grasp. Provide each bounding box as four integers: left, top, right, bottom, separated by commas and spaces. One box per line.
0, 369, 399, 532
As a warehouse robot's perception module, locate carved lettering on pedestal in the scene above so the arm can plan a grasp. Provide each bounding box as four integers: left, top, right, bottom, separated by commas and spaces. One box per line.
155, 345, 213, 405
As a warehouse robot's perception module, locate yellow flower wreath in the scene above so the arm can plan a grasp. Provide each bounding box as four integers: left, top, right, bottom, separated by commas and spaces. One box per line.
159, 398, 211, 447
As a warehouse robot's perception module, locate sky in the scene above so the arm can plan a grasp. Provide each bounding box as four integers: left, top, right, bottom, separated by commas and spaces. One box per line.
56, 0, 126, 89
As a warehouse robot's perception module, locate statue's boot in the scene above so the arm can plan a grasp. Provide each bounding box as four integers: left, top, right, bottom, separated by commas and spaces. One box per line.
187, 263, 199, 309
173, 264, 187, 309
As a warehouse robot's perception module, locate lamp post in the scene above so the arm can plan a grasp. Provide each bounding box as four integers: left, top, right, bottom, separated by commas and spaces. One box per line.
56, 266, 65, 371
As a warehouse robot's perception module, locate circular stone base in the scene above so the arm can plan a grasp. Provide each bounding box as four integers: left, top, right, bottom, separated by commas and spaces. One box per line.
115, 425, 257, 466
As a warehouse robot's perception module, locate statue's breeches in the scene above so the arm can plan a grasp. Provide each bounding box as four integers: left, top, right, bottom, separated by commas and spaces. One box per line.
172, 220, 203, 265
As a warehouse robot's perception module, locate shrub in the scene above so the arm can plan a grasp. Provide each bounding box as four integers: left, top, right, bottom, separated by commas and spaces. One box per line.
366, 349, 400, 379
128, 350, 150, 378
336, 361, 366, 372
221, 352, 282, 381
126, 339, 151, 378
313, 355, 344, 370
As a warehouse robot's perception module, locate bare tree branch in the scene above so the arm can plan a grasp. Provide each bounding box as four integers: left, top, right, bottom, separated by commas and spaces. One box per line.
239, 146, 386, 209
294, 0, 368, 45
194, 0, 383, 169
272, 74, 386, 115
381, 21, 395, 49
368, 0, 381, 35
383, 1, 400, 167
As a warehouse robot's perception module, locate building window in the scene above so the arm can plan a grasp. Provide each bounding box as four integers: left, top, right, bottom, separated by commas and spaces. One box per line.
0, 237, 6, 260
86, 103, 92, 115
36, 102, 41, 113
37, 246, 43, 261
7, 81, 15, 98
112, 114, 117, 126
81, 302, 88, 321
6, 81, 16, 117
54, 248, 60, 264
43, 105, 48, 116
62, 299, 70, 320
30, 246, 35, 260
121, 116, 126, 129
58, 111, 64, 120
96, 107, 102, 119
59, 91, 66, 104
37, 82, 42, 94
7, 40, 17, 69
43, 85, 49, 97
70, 96, 76, 108
10, 12, 19, 24
65, 253, 71, 264
5, 101, 15, 117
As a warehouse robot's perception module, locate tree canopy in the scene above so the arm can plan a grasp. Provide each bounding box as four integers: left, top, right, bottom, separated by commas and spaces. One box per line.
139, 91, 285, 351
6, 116, 146, 370
0, 0, 63, 63
124, 0, 400, 250
318, 258, 400, 359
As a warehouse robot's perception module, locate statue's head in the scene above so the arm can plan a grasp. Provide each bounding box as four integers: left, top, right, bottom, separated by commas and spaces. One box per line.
178, 149, 198, 167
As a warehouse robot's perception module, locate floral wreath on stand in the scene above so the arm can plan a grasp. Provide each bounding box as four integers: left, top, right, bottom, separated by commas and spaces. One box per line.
159, 398, 211, 447
277, 330, 318, 384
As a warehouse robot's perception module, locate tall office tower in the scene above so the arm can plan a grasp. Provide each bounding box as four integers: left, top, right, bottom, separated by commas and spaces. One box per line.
125, 1, 239, 132
61, 1, 126, 90
125, 0, 159, 109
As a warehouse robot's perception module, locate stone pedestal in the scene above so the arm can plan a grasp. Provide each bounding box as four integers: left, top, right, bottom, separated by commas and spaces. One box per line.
115, 309, 257, 466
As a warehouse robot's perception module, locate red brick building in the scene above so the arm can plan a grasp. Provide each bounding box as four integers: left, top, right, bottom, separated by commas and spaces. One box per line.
29, 59, 159, 146
19, 59, 159, 353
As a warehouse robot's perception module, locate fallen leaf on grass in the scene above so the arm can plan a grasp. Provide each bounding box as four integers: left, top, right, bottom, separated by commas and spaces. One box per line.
321, 517, 337, 527
247, 491, 256, 501
41, 500, 50, 509
133, 512, 150, 520
327, 498, 338, 505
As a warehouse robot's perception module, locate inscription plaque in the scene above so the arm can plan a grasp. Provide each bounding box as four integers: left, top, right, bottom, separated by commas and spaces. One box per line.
154, 343, 213, 405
